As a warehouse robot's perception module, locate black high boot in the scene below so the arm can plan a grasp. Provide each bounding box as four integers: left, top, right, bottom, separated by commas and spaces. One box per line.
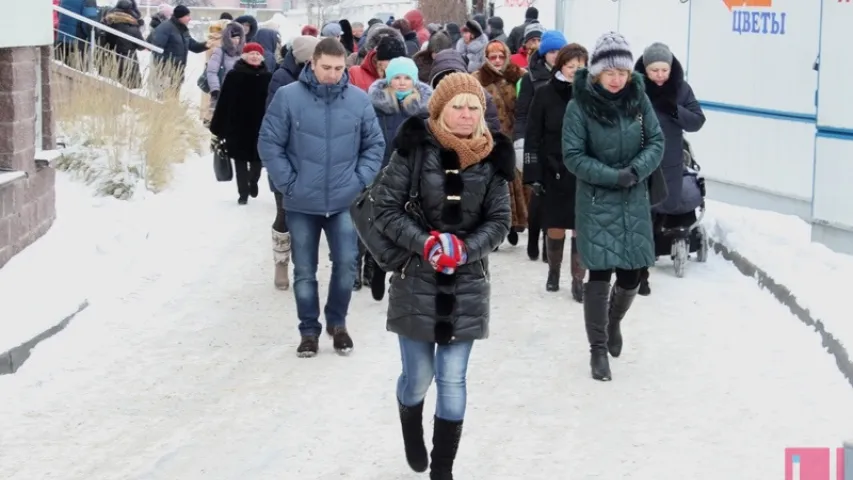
526, 227, 540, 260
638, 267, 651, 296
584, 281, 612, 381
608, 283, 639, 358
430, 416, 463, 480
398, 400, 428, 472
570, 237, 585, 303
545, 237, 565, 292
541, 233, 548, 263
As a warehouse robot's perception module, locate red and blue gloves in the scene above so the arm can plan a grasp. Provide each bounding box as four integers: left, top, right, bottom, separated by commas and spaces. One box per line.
423, 231, 468, 274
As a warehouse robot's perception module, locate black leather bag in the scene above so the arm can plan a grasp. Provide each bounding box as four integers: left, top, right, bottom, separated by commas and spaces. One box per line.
351, 147, 428, 272
212, 138, 232, 182
639, 114, 668, 207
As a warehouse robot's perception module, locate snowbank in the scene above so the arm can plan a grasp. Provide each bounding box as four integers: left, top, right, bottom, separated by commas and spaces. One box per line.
705, 199, 853, 381
0, 153, 207, 358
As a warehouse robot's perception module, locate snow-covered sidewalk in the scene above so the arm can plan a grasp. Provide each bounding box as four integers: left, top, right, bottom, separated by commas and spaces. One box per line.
706, 200, 853, 383
0, 157, 851, 479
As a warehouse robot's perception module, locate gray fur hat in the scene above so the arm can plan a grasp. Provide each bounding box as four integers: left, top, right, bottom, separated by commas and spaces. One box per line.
642, 42, 673, 68
588, 31, 633, 78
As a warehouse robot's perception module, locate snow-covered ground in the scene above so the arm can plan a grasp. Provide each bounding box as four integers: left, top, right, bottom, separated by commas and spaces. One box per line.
0, 157, 851, 479
706, 200, 853, 367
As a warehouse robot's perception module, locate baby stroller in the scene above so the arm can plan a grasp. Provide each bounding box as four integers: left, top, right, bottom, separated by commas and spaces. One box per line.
651, 138, 708, 278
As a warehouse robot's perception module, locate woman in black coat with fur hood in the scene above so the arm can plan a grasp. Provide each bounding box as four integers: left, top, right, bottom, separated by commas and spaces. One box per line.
523, 43, 589, 300
367, 73, 512, 479
633, 42, 705, 295
210, 42, 272, 205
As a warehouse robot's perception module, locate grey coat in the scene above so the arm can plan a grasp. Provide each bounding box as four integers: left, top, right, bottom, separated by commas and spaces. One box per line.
455, 34, 488, 73
635, 55, 705, 214
206, 22, 245, 94
371, 116, 514, 344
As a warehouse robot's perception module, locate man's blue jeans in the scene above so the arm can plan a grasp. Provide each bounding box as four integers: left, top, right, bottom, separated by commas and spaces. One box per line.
397, 335, 474, 422
287, 210, 359, 337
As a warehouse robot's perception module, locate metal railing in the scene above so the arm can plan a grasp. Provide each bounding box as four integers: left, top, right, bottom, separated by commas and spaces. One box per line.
53, 4, 163, 75
52, 4, 170, 99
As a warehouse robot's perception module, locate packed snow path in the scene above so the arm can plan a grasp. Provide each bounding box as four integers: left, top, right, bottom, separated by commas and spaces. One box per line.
1, 163, 852, 480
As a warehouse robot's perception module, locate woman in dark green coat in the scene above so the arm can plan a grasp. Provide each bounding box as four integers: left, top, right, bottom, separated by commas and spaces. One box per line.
562, 32, 664, 382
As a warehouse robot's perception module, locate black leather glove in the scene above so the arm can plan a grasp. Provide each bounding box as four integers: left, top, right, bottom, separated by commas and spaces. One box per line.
210, 90, 220, 101
530, 182, 545, 196
616, 167, 638, 188
653, 96, 678, 117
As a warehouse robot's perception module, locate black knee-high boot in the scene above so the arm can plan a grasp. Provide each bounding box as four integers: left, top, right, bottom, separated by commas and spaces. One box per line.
398, 400, 428, 472
545, 237, 564, 292
430, 417, 463, 480
584, 281, 612, 381
527, 195, 542, 261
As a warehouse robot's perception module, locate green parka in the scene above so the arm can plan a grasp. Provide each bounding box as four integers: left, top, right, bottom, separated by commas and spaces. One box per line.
562, 69, 664, 271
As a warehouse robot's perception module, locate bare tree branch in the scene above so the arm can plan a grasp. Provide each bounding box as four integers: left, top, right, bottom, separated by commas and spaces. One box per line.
417, 0, 467, 25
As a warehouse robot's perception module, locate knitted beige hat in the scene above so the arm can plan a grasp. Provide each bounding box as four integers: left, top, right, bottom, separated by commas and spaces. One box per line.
428, 72, 486, 120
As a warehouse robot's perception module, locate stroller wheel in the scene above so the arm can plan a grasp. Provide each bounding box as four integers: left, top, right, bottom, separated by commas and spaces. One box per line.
696, 225, 709, 263
672, 239, 688, 278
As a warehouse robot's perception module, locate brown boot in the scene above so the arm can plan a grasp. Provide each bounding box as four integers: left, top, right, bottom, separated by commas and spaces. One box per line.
570, 237, 585, 303
272, 229, 291, 290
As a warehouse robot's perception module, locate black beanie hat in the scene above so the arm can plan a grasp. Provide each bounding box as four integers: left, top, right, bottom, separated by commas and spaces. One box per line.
173, 5, 190, 19
375, 35, 406, 61
525, 7, 539, 20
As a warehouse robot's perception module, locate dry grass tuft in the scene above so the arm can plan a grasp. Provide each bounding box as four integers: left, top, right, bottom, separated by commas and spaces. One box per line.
53, 46, 208, 198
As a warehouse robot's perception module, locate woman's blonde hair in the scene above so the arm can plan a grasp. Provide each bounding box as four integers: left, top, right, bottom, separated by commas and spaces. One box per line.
437, 92, 487, 138
383, 80, 421, 110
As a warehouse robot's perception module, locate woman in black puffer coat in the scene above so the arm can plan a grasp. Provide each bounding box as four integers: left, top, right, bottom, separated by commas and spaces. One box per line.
523, 43, 588, 300
369, 73, 512, 480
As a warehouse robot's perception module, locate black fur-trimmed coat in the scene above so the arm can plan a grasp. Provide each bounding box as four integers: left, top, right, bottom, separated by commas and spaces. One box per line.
371, 116, 514, 344
210, 60, 271, 162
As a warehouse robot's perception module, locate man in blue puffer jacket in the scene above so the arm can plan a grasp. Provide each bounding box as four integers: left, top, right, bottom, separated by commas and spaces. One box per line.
57, 0, 100, 68
258, 38, 385, 358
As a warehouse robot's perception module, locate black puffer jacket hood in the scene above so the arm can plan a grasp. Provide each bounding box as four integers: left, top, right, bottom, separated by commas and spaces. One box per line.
369, 115, 514, 344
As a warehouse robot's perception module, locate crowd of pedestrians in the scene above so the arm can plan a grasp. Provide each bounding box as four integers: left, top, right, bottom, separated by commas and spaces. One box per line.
55, 4, 706, 478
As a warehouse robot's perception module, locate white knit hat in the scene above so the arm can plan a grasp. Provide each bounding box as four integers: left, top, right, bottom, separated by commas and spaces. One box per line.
588, 31, 633, 78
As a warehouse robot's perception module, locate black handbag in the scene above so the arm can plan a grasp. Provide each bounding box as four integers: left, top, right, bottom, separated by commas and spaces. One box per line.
639, 113, 668, 207
351, 147, 428, 272
212, 138, 232, 182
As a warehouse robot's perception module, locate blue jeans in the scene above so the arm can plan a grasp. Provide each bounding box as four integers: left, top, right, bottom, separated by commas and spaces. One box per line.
396, 335, 474, 422
287, 210, 359, 337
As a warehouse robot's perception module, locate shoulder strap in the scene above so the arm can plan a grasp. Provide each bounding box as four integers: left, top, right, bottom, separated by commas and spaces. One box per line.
407, 145, 423, 200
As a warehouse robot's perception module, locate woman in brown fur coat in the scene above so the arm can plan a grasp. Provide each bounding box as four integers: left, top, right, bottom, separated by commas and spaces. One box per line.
473, 40, 528, 244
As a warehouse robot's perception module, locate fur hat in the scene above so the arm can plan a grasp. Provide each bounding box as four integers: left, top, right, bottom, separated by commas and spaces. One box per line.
375, 35, 406, 61
461, 19, 483, 38
642, 42, 673, 68
158, 3, 173, 17
588, 31, 634, 77
428, 72, 485, 120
